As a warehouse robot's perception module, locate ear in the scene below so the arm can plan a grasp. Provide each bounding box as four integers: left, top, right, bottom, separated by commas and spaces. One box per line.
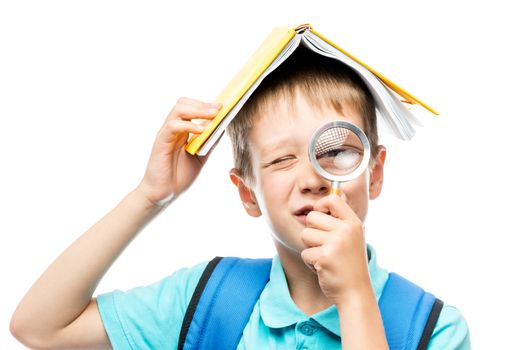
229, 168, 262, 217
369, 146, 387, 200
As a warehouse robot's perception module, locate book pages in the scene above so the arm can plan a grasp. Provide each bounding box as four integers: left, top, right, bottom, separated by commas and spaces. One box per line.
301, 30, 419, 140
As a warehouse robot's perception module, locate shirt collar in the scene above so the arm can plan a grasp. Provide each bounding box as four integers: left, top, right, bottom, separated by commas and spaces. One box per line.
259, 244, 389, 337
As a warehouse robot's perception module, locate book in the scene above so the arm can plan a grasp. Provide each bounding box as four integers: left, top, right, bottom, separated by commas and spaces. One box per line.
185, 23, 438, 156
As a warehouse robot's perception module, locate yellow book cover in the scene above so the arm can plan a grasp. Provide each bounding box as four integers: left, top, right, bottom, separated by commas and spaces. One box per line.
185, 23, 437, 156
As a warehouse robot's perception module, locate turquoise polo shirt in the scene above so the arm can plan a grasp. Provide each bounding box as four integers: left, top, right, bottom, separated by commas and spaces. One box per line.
96, 245, 471, 349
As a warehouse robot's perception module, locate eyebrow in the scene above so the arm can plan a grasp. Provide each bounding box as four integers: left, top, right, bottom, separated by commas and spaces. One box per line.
259, 138, 294, 158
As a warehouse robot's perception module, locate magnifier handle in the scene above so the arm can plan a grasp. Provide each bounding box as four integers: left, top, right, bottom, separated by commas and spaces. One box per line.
330, 181, 342, 196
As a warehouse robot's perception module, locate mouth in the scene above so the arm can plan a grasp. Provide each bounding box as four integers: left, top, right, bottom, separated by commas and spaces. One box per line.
294, 205, 314, 225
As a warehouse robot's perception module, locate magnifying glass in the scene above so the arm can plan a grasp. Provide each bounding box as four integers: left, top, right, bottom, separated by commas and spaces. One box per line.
308, 120, 371, 196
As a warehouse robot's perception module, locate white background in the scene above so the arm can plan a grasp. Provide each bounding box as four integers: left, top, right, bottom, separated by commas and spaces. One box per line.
1, 0, 523, 348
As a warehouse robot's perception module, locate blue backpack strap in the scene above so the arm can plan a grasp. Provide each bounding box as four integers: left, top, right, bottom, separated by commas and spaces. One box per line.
179, 260, 443, 350
379, 272, 444, 350
178, 256, 272, 350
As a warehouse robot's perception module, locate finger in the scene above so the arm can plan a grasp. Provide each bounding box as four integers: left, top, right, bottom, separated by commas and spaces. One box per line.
167, 103, 221, 122
158, 119, 205, 144
176, 97, 222, 115
301, 227, 328, 247
305, 210, 339, 231
314, 194, 356, 221
301, 246, 323, 271
177, 96, 222, 109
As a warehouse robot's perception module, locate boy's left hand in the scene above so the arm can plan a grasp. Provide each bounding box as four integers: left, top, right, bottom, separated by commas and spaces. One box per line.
300, 193, 372, 305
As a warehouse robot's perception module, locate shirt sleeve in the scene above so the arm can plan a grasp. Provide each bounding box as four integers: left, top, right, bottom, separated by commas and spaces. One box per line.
96, 261, 208, 350
427, 304, 471, 350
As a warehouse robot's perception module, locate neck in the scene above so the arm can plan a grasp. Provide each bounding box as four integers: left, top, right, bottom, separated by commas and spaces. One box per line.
276, 244, 334, 316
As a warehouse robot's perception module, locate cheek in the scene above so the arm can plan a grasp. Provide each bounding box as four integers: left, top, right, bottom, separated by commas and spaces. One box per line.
258, 171, 294, 212
343, 172, 371, 219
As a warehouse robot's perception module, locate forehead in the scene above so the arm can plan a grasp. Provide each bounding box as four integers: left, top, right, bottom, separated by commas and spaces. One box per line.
249, 92, 365, 157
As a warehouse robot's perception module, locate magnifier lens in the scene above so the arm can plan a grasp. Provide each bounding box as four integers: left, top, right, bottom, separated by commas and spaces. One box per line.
314, 127, 364, 176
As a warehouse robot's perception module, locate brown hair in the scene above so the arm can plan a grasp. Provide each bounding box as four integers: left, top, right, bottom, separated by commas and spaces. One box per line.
226, 44, 378, 185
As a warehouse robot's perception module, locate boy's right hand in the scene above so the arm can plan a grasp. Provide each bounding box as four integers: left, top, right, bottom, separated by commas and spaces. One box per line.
136, 97, 222, 207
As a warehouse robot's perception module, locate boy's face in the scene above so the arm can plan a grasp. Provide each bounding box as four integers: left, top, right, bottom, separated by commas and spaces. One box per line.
230, 91, 386, 255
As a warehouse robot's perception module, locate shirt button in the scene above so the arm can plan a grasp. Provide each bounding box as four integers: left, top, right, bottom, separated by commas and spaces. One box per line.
299, 323, 315, 336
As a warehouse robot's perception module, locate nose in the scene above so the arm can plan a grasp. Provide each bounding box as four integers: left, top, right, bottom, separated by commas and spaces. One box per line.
297, 159, 330, 195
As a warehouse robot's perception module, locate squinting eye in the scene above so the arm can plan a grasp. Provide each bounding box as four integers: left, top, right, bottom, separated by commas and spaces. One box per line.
270, 157, 294, 166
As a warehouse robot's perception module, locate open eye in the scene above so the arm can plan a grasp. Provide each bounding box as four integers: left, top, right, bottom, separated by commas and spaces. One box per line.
316, 147, 363, 172
317, 146, 361, 160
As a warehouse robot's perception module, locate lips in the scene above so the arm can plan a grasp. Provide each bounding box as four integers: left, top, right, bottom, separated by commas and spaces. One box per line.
294, 205, 314, 225
294, 205, 314, 216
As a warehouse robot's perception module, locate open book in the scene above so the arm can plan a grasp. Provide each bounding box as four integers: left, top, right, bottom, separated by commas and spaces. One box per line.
185, 23, 438, 156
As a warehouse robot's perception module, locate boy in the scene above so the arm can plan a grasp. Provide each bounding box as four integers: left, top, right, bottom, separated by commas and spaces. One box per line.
10, 45, 470, 349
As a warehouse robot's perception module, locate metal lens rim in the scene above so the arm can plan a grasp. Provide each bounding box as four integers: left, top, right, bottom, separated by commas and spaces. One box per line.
308, 120, 371, 182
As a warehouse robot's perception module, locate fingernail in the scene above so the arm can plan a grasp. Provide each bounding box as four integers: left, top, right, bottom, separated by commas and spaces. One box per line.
207, 108, 219, 114
209, 102, 222, 108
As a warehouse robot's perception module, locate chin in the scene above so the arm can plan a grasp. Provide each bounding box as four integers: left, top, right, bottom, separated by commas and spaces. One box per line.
271, 235, 304, 257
